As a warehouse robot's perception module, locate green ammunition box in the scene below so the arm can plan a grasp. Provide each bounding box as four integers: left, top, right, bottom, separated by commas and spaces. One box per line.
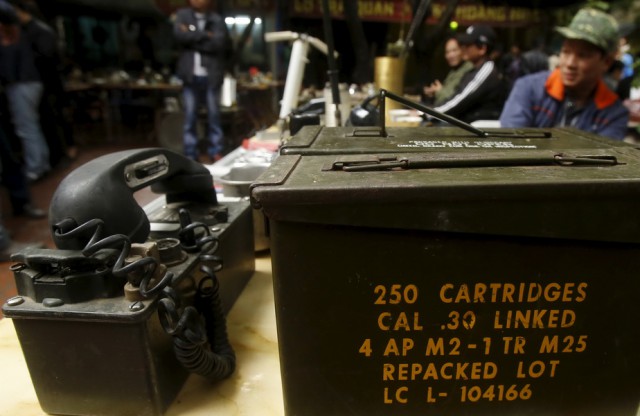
251, 126, 640, 416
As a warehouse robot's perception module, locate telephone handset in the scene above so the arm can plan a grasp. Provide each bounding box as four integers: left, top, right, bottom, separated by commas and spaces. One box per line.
49, 148, 217, 250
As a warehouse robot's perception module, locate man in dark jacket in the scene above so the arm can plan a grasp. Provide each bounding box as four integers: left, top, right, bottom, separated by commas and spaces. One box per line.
0, 0, 45, 261
12, 0, 76, 167
0, 0, 51, 181
432, 24, 506, 123
173, 0, 231, 162
0, 0, 45, 218
500, 8, 628, 140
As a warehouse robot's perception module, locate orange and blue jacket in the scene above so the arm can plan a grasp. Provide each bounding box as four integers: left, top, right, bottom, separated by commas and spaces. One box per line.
500, 69, 629, 140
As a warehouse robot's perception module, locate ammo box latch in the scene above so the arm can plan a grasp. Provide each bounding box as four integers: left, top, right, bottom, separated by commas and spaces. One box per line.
323, 152, 621, 172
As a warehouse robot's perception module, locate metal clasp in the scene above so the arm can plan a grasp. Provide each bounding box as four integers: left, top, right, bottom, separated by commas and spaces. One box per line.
322, 155, 400, 171
323, 153, 620, 172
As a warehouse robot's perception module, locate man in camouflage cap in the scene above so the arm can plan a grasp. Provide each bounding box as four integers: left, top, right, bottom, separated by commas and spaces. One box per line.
500, 8, 629, 140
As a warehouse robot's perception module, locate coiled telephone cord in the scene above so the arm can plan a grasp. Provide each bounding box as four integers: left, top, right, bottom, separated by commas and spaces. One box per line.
53, 215, 235, 382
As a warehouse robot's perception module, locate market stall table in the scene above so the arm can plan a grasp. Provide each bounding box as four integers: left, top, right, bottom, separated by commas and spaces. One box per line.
0, 256, 285, 416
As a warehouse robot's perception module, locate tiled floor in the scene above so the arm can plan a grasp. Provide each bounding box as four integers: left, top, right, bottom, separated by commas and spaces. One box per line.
0, 126, 158, 318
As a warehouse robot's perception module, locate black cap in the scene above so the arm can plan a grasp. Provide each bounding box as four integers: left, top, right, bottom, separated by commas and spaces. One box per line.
457, 24, 496, 47
0, 0, 17, 24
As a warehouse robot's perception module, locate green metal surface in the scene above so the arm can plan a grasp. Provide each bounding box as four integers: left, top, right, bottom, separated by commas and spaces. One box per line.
253, 128, 640, 244
252, 126, 640, 416
280, 126, 630, 155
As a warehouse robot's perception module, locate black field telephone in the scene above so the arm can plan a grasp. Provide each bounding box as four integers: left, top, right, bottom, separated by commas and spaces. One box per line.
2, 148, 255, 416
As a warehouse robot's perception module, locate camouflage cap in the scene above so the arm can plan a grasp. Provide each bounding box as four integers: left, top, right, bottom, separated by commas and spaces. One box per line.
555, 8, 619, 54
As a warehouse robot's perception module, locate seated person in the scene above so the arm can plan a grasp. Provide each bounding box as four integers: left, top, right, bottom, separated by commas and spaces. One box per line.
499, 8, 629, 140
423, 37, 473, 106
431, 24, 506, 123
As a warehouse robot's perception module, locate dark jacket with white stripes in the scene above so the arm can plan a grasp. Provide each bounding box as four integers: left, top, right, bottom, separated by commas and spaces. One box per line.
433, 60, 506, 123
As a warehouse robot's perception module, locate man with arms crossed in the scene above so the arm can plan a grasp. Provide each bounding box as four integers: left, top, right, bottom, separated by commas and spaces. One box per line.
174, 0, 231, 162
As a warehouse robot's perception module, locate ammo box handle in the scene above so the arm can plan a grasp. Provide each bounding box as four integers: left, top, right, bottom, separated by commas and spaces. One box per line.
378, 89, 552, 140
324, 153, 620, 172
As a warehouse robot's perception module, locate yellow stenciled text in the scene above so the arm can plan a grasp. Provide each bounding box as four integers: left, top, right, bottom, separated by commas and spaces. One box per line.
383, 361, 498, 381
378, 311, 423, 331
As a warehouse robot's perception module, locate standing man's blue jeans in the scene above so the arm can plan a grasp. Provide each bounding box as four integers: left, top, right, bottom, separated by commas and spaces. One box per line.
182, 76, 223, 160
5, 81, 51, 180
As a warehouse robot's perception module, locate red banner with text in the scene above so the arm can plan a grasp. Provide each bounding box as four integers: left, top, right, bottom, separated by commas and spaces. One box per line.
290, 0, 543, 27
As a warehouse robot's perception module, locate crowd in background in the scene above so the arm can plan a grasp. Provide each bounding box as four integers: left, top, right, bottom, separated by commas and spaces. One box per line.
0, 0, 231, 259
420, 7, 636, 141
0, 0, 638, 259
